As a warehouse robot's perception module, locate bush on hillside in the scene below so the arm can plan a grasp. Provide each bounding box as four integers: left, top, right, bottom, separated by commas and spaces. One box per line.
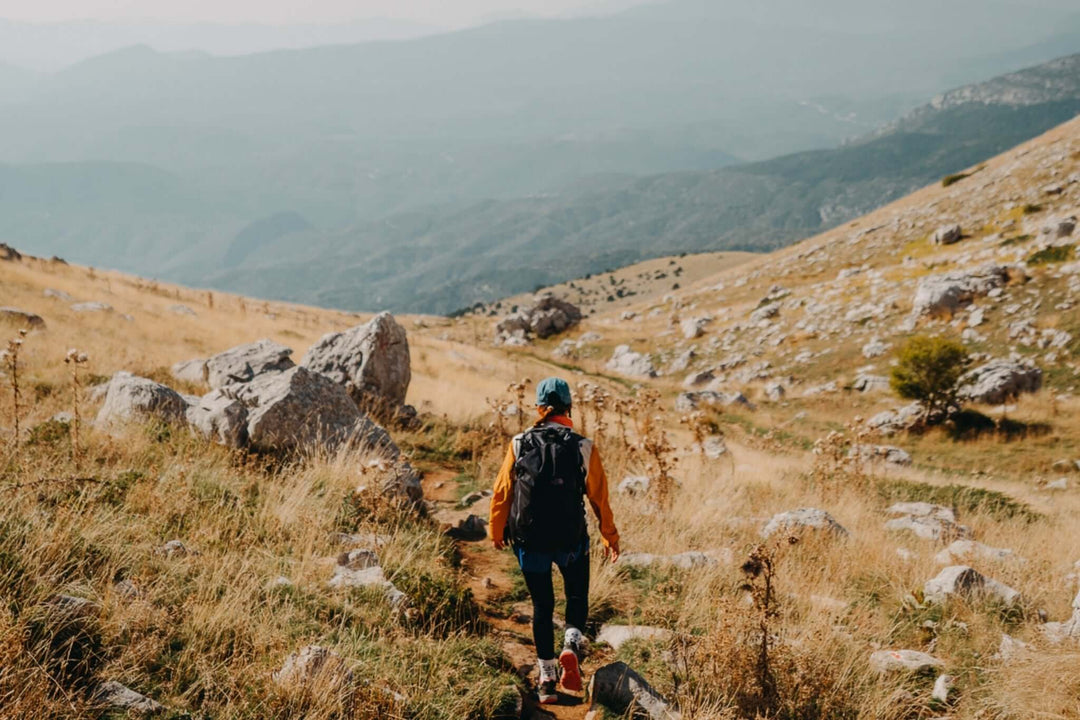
890, 336, 971, 423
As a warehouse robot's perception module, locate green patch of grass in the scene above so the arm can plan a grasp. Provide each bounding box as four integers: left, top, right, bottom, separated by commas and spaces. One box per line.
26, 418, 70, 447
1027, 245, 1075, 266
876, 477, 1040, 522
1022, 203, 1044, 215
999, 234, 1032, 247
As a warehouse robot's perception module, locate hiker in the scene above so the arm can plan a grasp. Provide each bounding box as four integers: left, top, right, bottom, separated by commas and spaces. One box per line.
489, 377, 620, 705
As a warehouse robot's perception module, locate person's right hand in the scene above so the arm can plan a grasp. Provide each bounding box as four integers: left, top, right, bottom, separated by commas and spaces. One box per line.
492, 537, 506, 551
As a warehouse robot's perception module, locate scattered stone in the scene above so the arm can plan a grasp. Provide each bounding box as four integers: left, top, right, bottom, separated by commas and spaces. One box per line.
850, 444, 912, 466
185, 388, 248, 447
852, 374, 890, 393
71, 302, 113, 313
169, 304, 197, 317
750, 303, 780, 324
764, 381, 786, 401
157, 540, 197, 559
205, 339, 295, 389
932, 224, 963, 245
170, 358, 208, 385
887, 503, 955, 522
597, 625, 673, 651
932, 674, 955, 704
496, 294, 582, 342
328, 563, 406, 607
619, 551, 723, 570
957, 359, 1042, 404
934, 540, 1022, 565
761, 508, 848, 539
301, 312, 411, 407
1046, 478, 1069, 491
996, 633, 1031, 661
1043, 215, 1077, 239
1041, 589, 1080, 643
885, 515, 971, 542
911, 265, 1014, 318
866, 403, 924, 435
0, 307, 45, 329
698, 436, 727, 459
923, 565, 1021, 605
682, 370, 715, 389
93, 681, 165, 714
862, 337, 890, 358
588, 662, 680, 720
43, 288, 73, 301
273, 645, 355, 692
607, 345, 657, 378
870, 649, 944, 674
445, 514, 488, 541
675, 391, 753, 413
618, 476, 650, 496
95, 375, 188, 428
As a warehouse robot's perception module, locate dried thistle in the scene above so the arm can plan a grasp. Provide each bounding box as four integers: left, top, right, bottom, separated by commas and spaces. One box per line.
64, 348, 90, 466
3, 329, 27, 449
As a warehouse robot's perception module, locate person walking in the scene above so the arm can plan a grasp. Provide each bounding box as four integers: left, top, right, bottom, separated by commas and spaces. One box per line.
489, 377, 620, 705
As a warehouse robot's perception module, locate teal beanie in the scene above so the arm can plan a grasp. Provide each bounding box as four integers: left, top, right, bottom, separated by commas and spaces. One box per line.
536, 377, 572, 408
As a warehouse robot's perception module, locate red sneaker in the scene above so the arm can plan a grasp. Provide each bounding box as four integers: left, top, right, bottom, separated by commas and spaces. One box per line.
558, 647, 582, 692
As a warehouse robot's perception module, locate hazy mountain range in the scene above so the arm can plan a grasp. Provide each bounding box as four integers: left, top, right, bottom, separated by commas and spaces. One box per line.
1, 0, 1079, 313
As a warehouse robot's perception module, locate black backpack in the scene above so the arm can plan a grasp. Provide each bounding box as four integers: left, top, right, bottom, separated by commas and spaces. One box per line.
506, 425, 588, 552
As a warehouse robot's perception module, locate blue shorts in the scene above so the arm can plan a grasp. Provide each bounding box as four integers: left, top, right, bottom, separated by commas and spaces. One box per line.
514, 537, 589, 574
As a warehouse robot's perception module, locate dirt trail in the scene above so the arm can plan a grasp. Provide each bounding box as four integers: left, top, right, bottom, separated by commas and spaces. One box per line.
435, 469, 593, 720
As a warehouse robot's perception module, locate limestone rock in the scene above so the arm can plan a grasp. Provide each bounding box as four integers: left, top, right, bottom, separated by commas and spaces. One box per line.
761, 508, 848, 538
94, 681, 165, 714
866, 403, 924, 435
675, 391, 753, 413
496, 294, 582, 342
597, 625, 673, 651
0, 307, 45, 329
95, 375, 188, 428
185, 389, 248, 448
935, 540, 1022, 565
328, 564, 407, 607
750, 303, 780, 324
71, 302, 113, 313
620, 551, 723, 570
958, 359, 1042, 404
923, 565, 1021, 605
911, 265, 1014, 318
870, 649, 944, 674
852, 374, 890, 393
618, 476, 650, 496
301, 312, 411, 407
205, 339, 295, 389
170, 358, 208, 385
273, 645, 355, 692
607, 345, 657, 378
862, 337, 890, 358
932, 224, 963, 245
850, 444, 912, 466
588, 662, 680, 720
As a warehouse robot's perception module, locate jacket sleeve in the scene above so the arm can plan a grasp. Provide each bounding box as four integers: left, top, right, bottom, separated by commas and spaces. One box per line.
585, 444, 620, 549
488, 443, 516, 542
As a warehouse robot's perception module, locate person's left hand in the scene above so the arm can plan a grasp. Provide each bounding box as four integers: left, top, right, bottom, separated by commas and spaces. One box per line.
604, 540, 620, 564
492, 537, 506, 551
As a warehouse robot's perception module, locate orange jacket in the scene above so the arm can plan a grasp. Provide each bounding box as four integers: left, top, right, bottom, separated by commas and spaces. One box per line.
489, 415, 619, 550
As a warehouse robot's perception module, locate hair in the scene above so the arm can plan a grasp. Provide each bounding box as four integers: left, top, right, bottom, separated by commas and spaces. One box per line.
535, 403, 571, 427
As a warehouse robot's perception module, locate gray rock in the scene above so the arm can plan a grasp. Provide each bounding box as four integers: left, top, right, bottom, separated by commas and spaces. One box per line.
169, 304, 197, 317
911, 265, 1014, 318
71, 301, 113, 313
886, 503, 955, 522
923, 565, 1021, 605
607, 345, 657, 378
764, 381, 786, 401
157, 540, 197, 558
95, 375, 188, 428
761, 508, 848, 538
957, 359, 1042, 405
186, 388, 248, 447
0, 307, 45, 329
682, 370, 715, 389
862, 337, 890, 358
597, 625, 673, 651
699, 436, 727, 459
170, 358, 208, 385
43, 288, 73, 301
205, 339, 295, 389
94, 681, 165, 714
273, 645, 355, 691
328, 564, 407, 607
588, 662, 680, 720
932, 224, 963, 245
885, 515, 971, 542
301, 312, 411, 407
496, 294, 582, 341
680, 316, 711, 340
750, 302, 780, 324
620, 551, 722, 570
870, 649, 944, 674
934, 540, 1022, 565
675, 391, 753, 413
618, 476, 650, 496
866, 403, 924, 435
853, 374, 890, 393
237, 367, 393, 456
445, 514, 488, 541
1043, 216, 1077, 239
850, 444, 912, 466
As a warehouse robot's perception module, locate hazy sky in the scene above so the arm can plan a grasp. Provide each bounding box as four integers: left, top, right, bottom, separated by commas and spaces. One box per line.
0, 0, 625, 25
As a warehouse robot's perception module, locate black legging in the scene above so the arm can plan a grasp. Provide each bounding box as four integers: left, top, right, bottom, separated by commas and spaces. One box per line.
521, 550, 590, 660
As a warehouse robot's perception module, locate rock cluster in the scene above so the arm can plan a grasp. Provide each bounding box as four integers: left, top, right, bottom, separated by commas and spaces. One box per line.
495, 294, 582, 344
301, 312, 411, 407
957, 358, 1042, 404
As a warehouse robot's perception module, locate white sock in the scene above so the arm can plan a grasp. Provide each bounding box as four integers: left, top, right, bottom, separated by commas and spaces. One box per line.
538, 658, 559, 681
564, 627, 584, 648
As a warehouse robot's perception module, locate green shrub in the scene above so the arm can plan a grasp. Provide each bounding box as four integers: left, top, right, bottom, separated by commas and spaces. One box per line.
890, 336, 972, 422
1026, 245, 1075, 265
876, 478, 1040, 522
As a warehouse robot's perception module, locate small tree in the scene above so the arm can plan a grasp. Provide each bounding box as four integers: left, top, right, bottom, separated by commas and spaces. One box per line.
890, 335, 971, 423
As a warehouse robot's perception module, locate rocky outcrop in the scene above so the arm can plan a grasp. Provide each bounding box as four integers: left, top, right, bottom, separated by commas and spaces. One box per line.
761, 508, 848, 538
301, 312, 411, 407
931, 224, 963, 245
96, 375, 188, 428
589, 662, 680, 720
675, 391, 753, 413
236, 367, 393, 456
923, 565, 1021, 605
850, 444, 912, 466
205, 339, 295, 389
185, 389, 248, 447
495, 294, 582, 343
0, 307, 45, 329
957, 358, 1042, 404
866, 403, 923, 435
911, 264, 1015, 318
934, 540, 1023, 565
93, 681, 165, 714
885, 502, 971, 542
870, 649, 943, 674
328, 549, 407, 607
273, 645, 355, 693
607, 345, 657, 378
170, 358, 208, 385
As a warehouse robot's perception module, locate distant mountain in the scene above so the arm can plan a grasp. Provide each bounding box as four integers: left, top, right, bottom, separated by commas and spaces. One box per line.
188, 53, 1080, 314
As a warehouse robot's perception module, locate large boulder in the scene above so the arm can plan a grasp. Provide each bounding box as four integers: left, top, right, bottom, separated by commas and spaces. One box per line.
496, 294, 582, 342
607, 345, 657, 378
0, 307, 45, 329
96, 375, 188, 428
171, 358, 208, 385
957, 359, 1042, 404
185, 388, 248, 448
911, 264, 1014, 318
761, 508, 848, 539
301, 312, 411, 407
923, 565, 1021, 605
236, 367, 393, 456
205, 339, 295, 389
588, 662, 680, 720
866, 402, 924, 436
